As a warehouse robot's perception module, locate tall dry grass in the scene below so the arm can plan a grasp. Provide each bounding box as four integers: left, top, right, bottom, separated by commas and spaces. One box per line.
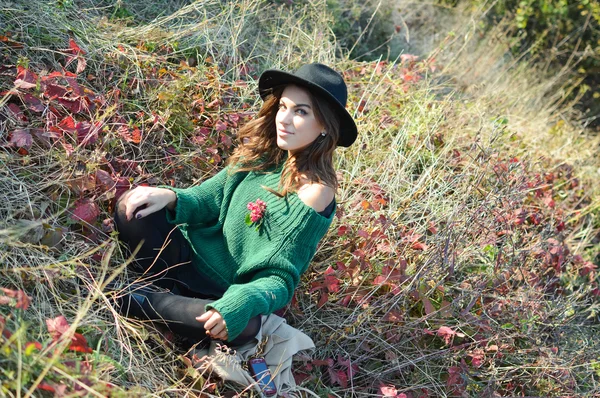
0, 0, 598, 396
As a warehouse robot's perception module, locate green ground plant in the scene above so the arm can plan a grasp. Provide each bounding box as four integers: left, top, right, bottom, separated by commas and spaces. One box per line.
1, 0, 599, 396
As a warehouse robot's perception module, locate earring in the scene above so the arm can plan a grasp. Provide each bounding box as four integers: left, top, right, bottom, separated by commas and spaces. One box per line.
320, 131, 326, 136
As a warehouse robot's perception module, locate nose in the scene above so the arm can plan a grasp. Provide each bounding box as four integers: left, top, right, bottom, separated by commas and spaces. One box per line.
278, 107, 292, 125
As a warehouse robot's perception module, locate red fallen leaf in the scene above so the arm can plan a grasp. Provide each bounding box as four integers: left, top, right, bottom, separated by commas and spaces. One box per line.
65, 75, 83, 96
227, 112, 241, 126
239, 63, 250, 76
382, 309, 403, 323
0, 35, 23, 48
357, 229, 369, 238
46, 315, 93, 354
63, 38, 87, 74
46, 315, 70, 340
70, 333, 93, 353
36, 382, 56, 393
468, 352, 484, 368
421, 295, 435, 315
437, 326, 456, 345
352, 249, 366, 259
543, 195, 555, 208
325, 275, 340, 293
317, 292, 328, 308
427, 221, 437, 234
57, 96, 88, 114
401, 54, 419, 64
0, 287, 31, 310
114, 177, 131, 202
293, 370, 311, 385
206, 99, 220, 108
357, 99, 367, 113
61, 141, 74, 157
44, 83, 69, 99
9, 129, 33, 148
76, 121, 100, 146
528, 213, 542, 225
7, 103, 27, 123
411, 241, 428, 251
25, 341, 43, 351
71, 199, 100, 224
580, 261, 597, 277
76, 56, 87, 75
117, 125, 142, 144
44, 71, 65, 80
58, 115, 76, 133
14, 66, 37, 89
68, 38, 85, 55
215, 120, 227, 131
337, 225, 349, 236
446, 366, 465, 395
379, 385, 403, 397
328, 367, 348, 389
312, 358, 333, 367
377, 242, 393, 253
336, 355, 358, 380
360, 200, 371, 210
95, 169, 115, 190
21, 93, 44, 112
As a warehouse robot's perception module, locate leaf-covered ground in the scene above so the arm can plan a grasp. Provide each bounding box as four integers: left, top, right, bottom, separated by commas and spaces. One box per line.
1, 1, 599, 397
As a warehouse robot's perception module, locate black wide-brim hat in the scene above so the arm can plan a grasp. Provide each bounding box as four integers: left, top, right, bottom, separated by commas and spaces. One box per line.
258, 63, 358, 147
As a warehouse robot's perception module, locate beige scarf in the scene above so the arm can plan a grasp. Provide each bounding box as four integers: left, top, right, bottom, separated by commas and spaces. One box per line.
192, 314, 315, 397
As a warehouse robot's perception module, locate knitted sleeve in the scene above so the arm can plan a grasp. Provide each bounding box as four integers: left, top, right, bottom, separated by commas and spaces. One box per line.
159, 167, 229, 226
205, 234, 313, 341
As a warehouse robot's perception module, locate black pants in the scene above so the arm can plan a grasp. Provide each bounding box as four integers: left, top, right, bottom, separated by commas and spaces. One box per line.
113, 189, 260, 346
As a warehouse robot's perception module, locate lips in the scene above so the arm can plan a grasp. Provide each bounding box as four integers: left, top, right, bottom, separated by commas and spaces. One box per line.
277, 128, 293, 135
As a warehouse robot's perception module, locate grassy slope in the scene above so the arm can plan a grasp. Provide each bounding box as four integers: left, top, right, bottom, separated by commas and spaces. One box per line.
1, 0, 599, 397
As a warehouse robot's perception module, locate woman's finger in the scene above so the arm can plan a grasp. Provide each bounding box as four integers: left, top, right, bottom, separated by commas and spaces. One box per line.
196, 311, 211, 323
209, 322, 225, 336
124, 191, 144, 220
212, 328, 227, 340
203, 311, 221, 330
134, 203, 160, 219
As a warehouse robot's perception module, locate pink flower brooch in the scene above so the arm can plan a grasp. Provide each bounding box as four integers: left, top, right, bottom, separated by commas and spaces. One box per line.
246, 199, 267, 231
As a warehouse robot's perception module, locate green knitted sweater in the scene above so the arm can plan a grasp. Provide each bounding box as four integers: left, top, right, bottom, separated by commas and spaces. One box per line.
163, 164, 335, 340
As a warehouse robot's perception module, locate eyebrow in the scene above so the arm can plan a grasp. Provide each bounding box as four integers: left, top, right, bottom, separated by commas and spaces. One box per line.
280, 100, 312, 109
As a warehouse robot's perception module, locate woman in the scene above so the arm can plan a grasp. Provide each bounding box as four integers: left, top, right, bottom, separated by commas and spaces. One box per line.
113, 63, 358, 346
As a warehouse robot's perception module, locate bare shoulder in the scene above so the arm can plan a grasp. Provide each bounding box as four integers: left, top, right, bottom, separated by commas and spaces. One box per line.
296, 183, 335, 212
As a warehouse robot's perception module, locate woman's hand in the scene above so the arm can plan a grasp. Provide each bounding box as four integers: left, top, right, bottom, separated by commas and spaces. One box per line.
196, 309, 228, 340
122, 186, 177, 221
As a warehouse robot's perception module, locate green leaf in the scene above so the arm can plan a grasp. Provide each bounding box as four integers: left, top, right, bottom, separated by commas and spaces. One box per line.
245, 213, 252, 226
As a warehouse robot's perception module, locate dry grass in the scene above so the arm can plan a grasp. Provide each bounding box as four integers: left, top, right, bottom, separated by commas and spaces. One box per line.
1, 0, 599, 397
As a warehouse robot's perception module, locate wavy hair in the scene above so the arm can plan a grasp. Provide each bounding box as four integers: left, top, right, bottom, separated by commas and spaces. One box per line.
226, 85, 340, 196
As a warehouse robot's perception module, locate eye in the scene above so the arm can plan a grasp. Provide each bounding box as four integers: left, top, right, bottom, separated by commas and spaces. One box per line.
295, 108, 307, 116
278, 103, 286, 110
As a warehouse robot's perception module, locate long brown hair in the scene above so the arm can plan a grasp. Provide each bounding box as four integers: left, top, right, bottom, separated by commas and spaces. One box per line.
227, 85, 340, 196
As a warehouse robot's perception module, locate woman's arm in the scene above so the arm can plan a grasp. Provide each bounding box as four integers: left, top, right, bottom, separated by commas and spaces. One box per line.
159, 166, 231, 225
205, 231, 313, 341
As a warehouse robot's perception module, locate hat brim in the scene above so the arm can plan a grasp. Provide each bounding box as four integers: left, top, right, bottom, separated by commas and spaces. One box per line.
258, 69, 358, 147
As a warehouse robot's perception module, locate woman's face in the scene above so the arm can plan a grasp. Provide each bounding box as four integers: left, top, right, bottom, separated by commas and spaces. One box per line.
275, 85, 324, 154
